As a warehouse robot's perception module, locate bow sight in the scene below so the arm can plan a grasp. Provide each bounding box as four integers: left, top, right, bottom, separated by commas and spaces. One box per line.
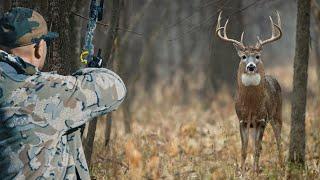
80, 0, 104, 68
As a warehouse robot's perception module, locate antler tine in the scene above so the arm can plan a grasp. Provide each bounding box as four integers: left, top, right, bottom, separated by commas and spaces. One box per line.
257, 36, 262, 44
240, 31, 244, 44
256, 12, 282, 48
216, 11, 222, 32
270, 16, 276, 36
277, 11, 281, 28
223, 19, 229, 38
215, 11, 244, 47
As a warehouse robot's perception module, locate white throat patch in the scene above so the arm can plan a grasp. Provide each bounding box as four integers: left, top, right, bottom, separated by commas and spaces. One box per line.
241, 73, 261, 86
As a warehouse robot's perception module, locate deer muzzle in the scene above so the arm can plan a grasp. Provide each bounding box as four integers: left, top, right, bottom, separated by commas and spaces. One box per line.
246, 62, 257, 73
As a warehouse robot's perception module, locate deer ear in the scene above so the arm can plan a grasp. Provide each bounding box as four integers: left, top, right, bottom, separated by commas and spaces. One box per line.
233, 43, 244, 56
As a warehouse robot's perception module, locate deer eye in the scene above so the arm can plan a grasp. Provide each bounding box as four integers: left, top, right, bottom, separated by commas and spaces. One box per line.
256, 55, 260, 59
242, 55, 246, 60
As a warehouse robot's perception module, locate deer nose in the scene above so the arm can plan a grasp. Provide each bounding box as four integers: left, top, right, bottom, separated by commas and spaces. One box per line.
247, 63, 256, 72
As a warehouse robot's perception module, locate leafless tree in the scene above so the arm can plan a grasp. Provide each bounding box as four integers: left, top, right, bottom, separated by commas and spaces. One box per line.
117, 0, 154, 134
0, 0, 11, 12
83, 0, 122, 167
288, 0, 311, 169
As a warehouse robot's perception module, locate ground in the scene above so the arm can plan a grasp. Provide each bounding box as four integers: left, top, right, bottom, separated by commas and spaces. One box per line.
89, 65, 320, 179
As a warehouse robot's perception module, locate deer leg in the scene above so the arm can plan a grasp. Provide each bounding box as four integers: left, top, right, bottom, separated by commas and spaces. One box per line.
253, 121, 265, 173
240, 122, 249, 172
270, 119, 283, 166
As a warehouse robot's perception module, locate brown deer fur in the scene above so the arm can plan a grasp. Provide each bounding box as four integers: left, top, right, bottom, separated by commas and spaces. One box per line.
235, 47, 283, 172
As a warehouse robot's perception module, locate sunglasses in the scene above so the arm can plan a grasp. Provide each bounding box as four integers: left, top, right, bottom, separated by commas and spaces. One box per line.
32, 35, 55, 48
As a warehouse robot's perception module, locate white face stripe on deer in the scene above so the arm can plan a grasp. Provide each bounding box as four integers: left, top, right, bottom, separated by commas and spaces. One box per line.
241, 73, 261, 86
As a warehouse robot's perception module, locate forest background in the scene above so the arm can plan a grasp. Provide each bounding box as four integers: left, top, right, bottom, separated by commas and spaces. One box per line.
1, 0, 319, 179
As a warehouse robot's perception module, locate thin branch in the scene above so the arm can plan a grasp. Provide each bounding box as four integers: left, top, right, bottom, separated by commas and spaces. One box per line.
165, 0, 225, 30
167, 0, 232, 42
167, 0, 269, 42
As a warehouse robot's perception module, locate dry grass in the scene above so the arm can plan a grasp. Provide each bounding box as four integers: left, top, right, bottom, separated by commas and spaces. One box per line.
90, 65, 320, 179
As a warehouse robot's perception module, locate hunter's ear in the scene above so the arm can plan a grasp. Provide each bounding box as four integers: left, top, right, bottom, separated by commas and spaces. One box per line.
34, 40, 46, 59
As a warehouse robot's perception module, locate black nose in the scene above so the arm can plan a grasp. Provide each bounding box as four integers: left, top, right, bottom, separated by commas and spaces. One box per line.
247, 64, 256, 72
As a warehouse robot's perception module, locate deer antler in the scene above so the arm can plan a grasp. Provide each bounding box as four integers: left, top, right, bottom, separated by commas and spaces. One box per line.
216, 11, 245, 49
256, 11, 282, 49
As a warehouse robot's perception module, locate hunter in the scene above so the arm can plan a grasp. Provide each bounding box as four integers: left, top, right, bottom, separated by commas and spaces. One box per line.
0, 7, 126, 179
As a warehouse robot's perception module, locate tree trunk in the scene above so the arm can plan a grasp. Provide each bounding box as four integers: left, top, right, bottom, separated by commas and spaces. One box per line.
11, 0, 31, 8
83, 0, 121, 167
178, 0, 190, 105
103, 49, 117, 146
83, 117, 98, 167
166, 0, 176, 85
43, 0, 78, 75
117, 0, 132, 134
103, 5, 121, 143
122, 91, 132, 134
69, 0, 87, 72
141, 1, 159, 95
288, 0, 311, 168
102, 0, 121, 68
0, 1, 11, 11
143, 38, 157, 95
104, 113, 113, 146
117, 0, 154, 134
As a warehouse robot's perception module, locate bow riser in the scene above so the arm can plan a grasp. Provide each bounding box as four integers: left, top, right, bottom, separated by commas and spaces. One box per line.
80, 0, 104, 67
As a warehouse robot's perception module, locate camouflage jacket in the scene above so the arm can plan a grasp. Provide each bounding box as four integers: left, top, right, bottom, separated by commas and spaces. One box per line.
0, 50, 126, 180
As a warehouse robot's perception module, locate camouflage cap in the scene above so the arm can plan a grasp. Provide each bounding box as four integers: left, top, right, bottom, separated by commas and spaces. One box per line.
0, 7, 58, 48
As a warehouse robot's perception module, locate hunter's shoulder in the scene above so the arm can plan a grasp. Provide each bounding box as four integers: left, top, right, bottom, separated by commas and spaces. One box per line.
0, 51, 41, 85
35, 71, 77, 88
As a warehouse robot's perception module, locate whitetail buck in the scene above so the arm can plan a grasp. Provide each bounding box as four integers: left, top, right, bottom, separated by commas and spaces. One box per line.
216, 12, 283, 173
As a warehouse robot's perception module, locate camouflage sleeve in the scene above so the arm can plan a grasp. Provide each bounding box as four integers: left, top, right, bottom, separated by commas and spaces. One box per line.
31, 68, 126, 132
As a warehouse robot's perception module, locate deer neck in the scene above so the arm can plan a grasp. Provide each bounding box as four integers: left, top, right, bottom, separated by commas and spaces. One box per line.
237, 70, 266, 106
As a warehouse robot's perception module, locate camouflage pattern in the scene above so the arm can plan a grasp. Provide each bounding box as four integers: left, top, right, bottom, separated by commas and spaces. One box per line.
0, 7, 58, 48
0, 50, 126, 179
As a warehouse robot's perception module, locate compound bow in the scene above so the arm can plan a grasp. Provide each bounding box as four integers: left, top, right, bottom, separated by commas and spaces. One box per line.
80, 0, 104, 68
